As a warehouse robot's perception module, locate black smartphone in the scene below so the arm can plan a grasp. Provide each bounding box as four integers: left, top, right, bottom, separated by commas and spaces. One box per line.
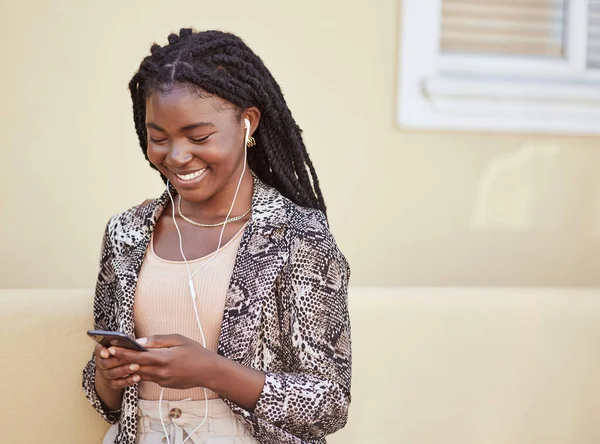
87, 330, 148, 352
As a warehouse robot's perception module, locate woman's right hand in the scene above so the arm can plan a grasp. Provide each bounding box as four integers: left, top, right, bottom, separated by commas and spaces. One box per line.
94, 343, 141, 390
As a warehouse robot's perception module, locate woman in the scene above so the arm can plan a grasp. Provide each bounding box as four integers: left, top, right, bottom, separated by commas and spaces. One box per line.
82, 28, 351, 444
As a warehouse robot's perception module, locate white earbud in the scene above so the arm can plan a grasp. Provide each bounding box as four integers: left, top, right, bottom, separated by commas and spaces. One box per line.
243, 118, 251, 147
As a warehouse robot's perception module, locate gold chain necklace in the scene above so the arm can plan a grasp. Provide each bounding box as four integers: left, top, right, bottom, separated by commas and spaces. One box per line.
177, 195, 252, 228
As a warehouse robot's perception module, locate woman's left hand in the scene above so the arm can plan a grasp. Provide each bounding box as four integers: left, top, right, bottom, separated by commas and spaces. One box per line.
107, 334, 218, 390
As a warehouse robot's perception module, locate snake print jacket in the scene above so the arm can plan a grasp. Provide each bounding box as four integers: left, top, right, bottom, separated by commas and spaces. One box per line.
82, 177, 352, 443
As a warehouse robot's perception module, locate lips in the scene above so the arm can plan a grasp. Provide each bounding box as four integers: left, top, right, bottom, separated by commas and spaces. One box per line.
175, 168, 207, 181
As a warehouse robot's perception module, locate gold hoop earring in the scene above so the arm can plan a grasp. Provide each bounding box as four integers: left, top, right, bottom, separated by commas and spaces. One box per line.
246, 136, 256, 148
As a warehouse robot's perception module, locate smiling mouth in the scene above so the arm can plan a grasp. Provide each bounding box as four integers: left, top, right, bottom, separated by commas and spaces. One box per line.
175, 168, 207, 181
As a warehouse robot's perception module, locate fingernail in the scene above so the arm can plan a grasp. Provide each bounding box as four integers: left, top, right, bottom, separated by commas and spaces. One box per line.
129, 364, 139, 371
136, 337, 148, 345
100, 350, 109, 359
108, 347, 116, 356
132, 375, 140, 382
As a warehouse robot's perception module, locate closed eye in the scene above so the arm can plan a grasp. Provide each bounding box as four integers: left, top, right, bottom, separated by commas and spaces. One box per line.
189, 135, 211, 144
148, 134, 213, 145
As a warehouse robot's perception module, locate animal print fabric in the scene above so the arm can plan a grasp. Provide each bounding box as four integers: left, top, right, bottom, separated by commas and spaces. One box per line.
82, 176, 352, 444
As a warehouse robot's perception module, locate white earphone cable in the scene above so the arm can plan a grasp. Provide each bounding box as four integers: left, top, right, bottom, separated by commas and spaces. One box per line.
157, 120, 251, 444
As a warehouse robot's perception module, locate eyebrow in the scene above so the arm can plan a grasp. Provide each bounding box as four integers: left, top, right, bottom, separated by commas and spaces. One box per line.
145, 122, 215, 133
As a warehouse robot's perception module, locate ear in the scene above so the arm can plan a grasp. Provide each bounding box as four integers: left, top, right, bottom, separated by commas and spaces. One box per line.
242, 107, 261, 136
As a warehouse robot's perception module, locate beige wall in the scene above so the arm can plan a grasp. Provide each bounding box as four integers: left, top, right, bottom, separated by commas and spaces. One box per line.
1, 0, 599, 288
5, 287, 600, 443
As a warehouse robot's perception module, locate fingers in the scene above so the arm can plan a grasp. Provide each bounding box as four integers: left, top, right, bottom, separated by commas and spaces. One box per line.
134, 365, 165, 381
95, 344, 130, 370
103, 364, 168, 389
142, 334, 186, 349
104, 373, 141, 390
96, 359, 142, 390
108, 346, 164, 367
94, 343, 110, 359
104, 363, 140, 381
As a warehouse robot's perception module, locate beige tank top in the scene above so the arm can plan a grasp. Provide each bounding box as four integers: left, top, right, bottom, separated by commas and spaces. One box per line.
134, 225, 246, 401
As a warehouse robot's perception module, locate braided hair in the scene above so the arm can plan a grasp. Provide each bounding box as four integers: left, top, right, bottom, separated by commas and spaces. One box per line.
128, 28, 326, 215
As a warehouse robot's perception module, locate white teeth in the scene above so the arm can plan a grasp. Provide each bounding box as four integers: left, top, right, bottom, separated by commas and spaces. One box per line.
176, 169, 206, 181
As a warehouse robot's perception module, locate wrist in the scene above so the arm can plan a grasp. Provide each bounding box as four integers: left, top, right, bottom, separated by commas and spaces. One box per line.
203, 353, 227, 394
94, 368, 124, 411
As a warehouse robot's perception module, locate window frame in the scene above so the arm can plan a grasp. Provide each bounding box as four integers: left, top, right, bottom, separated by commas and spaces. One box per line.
398, 0, 600, 134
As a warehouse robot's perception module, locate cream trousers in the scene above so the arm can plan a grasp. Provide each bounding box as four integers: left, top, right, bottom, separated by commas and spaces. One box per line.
102, 399, 258, 444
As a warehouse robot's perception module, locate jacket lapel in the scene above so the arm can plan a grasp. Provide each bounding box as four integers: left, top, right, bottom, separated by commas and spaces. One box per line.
218, 180, 291, 364
109, 186, 171, 334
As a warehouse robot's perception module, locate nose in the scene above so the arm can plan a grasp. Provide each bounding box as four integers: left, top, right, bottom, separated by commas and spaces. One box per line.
167, 142, 193, 166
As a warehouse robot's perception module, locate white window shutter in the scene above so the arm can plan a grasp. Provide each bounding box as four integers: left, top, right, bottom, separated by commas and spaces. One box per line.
589, 0, 600, 68
441, 0, 567, 58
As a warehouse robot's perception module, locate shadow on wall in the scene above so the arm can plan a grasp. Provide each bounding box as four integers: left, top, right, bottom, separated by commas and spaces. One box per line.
472, 143, 559, 231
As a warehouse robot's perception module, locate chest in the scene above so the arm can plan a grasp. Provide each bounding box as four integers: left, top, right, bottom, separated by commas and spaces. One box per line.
152, 212, 250, 261
133, 239, 239, 342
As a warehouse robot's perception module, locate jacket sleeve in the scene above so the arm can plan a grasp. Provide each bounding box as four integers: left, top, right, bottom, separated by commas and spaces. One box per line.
82, 216, 122, 424
233, 221, 352, 442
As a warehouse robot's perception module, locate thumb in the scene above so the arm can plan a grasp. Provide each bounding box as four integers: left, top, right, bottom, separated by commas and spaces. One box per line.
137, 334, 183, 349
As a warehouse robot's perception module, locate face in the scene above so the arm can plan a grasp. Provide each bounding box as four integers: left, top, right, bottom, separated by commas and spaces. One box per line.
145, 85, 248, 204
